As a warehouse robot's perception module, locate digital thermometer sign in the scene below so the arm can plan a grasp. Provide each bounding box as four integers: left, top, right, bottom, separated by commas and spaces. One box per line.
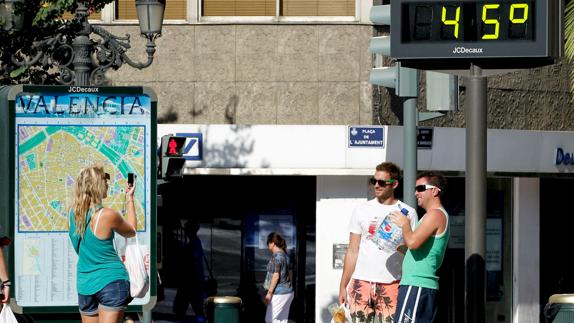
390, 0, 563, 69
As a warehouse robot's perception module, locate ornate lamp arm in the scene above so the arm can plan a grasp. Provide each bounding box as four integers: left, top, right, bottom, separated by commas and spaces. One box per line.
11, 34, 71, 68
92, 25, 158, 70
122, 36, 158, 70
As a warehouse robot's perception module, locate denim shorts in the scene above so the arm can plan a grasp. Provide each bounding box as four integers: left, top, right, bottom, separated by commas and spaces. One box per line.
78, 279, 132, 316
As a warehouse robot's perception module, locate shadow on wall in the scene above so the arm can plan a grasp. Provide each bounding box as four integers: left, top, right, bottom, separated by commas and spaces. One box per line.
158, 105, 179, 123
159, 94, 240, 124
202, 124, 270, 169
225, 94, 238, 124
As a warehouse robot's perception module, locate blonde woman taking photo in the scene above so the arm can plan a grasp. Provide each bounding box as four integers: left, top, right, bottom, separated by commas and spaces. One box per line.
68, 165, 137, 323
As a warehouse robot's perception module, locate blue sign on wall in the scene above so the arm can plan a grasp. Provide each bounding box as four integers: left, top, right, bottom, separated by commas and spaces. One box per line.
348, 126, 384, 148
175, 132, 203, 160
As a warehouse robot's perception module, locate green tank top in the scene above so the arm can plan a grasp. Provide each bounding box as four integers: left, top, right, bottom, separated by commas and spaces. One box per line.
400, 207, 449, 290
69, 208, 128, 295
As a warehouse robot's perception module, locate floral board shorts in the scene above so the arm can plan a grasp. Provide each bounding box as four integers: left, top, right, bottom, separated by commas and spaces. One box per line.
346, 278, 400, 323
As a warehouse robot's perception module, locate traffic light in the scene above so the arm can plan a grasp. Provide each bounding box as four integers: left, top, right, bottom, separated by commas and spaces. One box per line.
160, 135, 186, 178
369, 3, 419, 97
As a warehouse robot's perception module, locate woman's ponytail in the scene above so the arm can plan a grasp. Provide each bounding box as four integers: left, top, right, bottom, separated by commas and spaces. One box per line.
267, 232, 287, 253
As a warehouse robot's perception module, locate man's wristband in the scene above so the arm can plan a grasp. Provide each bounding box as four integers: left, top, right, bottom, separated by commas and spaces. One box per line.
2, 279, 10, 287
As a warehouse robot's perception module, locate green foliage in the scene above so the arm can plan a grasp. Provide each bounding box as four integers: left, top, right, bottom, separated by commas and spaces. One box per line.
33, 0, 74, 27
0, 0, 113, 85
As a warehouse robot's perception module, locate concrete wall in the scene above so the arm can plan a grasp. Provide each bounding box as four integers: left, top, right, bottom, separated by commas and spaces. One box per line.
371, 48, 574, 130
418, 63, 574, 131
104, 23, 574, 131
105, 24, 373, 125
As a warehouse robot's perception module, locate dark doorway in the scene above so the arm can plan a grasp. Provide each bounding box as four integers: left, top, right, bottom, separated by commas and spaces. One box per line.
156, 175, 316, 322
540, 178, 574, 322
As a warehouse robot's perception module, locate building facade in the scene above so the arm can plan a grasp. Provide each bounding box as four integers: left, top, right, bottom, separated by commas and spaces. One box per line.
91, 1, 574, 322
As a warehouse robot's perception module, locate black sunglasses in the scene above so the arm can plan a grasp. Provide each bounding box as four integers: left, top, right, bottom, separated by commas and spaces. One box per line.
369, 177, 396, 186
415, 184, 440, 192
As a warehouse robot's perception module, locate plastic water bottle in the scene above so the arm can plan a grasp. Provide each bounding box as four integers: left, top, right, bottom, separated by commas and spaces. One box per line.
371, 206, 409, 251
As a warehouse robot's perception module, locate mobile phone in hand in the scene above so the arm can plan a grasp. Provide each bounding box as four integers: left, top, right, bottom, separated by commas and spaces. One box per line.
128, 173, 135, 186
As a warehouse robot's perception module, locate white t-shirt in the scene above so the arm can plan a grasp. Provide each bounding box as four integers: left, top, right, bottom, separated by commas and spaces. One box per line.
349, 199, 418, 283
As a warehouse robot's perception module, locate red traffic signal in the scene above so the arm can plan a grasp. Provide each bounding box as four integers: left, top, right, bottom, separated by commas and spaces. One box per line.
161, 135, 186, 157
167, 138, 179, 155
160, 135, 187, 178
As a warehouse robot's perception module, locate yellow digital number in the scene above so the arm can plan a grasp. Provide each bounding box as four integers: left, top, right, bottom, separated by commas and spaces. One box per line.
482, 4, 500, 40
441, 6, 461, 39
510, 3, 529, 24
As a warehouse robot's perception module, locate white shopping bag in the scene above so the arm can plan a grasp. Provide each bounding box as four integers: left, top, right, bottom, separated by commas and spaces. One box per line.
328, 303, 352, 323
123, 235, 149, 298
0, 304, 18, 323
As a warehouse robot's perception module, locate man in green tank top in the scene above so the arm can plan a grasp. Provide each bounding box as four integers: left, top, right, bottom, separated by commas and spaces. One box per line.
388, 171, 449, 323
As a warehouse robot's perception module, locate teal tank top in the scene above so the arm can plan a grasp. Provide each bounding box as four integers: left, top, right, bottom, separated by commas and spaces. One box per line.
69, 208, 128, 295
400, 207, 449, 290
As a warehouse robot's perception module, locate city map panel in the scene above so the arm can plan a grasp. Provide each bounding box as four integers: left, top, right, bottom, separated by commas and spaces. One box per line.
17, 125, 146, 232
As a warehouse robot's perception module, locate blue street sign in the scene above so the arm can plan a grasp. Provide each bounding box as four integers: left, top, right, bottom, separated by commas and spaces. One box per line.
348, 127, 384, 148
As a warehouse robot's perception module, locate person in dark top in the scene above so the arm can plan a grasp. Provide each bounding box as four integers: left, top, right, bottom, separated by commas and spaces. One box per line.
173, 221, 206, 323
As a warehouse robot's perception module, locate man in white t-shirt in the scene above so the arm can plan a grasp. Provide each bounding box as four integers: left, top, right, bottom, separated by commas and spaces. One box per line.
338, 162, 418, 323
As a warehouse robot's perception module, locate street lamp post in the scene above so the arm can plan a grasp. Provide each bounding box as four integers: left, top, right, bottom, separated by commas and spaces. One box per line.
2, 0, 165, 86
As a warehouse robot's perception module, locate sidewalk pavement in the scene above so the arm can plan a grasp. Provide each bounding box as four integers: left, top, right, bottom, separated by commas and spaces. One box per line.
149, 287, 198, 323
